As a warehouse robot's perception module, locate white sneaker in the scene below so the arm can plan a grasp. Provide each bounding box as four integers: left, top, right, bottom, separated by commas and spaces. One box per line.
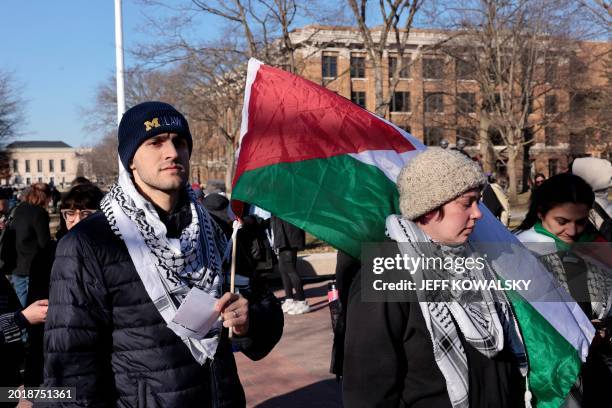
281, 299, 295, 313
287, 300, 310, 315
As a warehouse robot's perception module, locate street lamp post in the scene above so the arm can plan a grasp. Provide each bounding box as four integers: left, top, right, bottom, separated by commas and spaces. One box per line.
114, 0, 126, 125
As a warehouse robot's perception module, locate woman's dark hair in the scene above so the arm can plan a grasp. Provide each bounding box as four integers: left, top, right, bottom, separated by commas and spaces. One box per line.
56, 183, 104, 239
515, 173, 594, 232
60, 184, 104, 212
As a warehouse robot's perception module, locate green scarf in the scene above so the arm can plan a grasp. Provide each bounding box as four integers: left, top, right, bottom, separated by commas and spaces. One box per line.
533, 221, 596, 251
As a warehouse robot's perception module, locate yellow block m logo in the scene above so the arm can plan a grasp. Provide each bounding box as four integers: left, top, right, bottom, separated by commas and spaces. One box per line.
144, 118, 160, 131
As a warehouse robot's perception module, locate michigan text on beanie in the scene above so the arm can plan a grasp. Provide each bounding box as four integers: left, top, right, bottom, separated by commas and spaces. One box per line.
118, 101, 193, 171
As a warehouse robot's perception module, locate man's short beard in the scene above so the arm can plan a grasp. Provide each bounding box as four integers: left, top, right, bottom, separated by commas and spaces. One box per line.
134, 170, 188, 194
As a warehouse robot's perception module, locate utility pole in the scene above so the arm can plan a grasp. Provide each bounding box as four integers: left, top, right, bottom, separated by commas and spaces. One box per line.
115, 0, 126, 125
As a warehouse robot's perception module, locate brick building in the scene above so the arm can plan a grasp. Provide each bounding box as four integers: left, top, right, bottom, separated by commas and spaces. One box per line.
288, 25, 610, 188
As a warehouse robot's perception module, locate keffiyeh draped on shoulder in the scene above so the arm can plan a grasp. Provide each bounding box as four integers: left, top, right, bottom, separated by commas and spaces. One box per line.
100, 165, 228, 365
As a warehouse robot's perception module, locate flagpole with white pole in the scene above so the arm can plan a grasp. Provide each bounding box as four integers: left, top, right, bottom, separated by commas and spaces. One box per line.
114, 0, 126, 125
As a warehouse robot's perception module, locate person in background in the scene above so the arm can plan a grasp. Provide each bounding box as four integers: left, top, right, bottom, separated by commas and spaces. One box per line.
329, 250, 360, 378
5, 183, 51, 307
272, 216, 310, 315
343, 148, 527, 407
56, 183, 105, 240
0, 274, 47, 404
0, 196, 10, 231
70, 176, 92, 187
533, 173, 546, 190
50, 185, 61, 213
572, 157, 612, 241
20, 183, 105, 388
483, 174, 510, 226
515, 173, 611, 407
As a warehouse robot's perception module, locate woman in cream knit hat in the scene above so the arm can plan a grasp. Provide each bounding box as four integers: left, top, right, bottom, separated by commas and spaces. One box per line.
343, 148, 528, 408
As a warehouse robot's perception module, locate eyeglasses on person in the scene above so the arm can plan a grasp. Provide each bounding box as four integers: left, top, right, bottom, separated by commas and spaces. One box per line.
60, 209, 97, 221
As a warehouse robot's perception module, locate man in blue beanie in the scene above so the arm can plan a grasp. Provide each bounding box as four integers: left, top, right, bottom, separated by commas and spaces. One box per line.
43, 101, 283, 407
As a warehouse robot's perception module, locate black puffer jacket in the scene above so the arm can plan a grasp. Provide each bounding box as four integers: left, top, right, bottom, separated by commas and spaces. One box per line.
43, 212, 283, 407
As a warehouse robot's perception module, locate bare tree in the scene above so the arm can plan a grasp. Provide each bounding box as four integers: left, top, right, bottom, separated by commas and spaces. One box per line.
346, 0, 426, 116
83, 131, 119, 185
0, 71, 25, 143
133, 0, 343, 191
434, 0, 603, 202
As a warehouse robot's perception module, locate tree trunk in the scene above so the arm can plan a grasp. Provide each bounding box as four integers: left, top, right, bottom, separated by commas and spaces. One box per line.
224, 141, 236, 194
506, 145, 519, 204
479, 116, 495, 173
373, 53, 386, 116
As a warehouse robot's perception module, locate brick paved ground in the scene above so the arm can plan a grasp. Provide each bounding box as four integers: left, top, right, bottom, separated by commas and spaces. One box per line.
235, 280, 343, 408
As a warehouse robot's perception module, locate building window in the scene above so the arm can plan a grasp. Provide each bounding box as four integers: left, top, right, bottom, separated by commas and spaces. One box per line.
423, 58, 444, 80
351, 91, 366, 108
548, 159, 558, 176
389, 56, 410, 79
25, 160, 30, 173
49, 176, 54, 185
545, 95, 557, 114
49, 159, 54, 172
545, 127, 557, 146
37, 160, 43, 173
424, 127, 444, 146
425, 93, 444, 113
26, 177, 31, 185
350, 56, 365, 78
545, 60, 557, 83
60, 159, 66, 172
484, 93, 502, 112
322, 55, 337, 79
12, 160, 17, 173
489, 128, 504, 146
571, 92, 587, 120
456, 59, 474, 80
38, 177, 42, 182
457, 93, 476, 114
457, 127, 477, 146
391, 92, 410, 112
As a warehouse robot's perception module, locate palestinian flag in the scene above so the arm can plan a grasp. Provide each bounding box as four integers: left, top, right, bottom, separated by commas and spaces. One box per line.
232, 59, 424, 258
231, 58, 594, 407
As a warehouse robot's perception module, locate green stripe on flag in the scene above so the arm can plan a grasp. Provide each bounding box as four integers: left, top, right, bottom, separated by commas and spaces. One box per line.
232, 154, 399, 258
508, 291, 582, 408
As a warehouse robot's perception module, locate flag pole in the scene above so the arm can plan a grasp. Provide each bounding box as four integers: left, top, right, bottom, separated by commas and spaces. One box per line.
228, 224, 238, 339
114, 0, 126, 125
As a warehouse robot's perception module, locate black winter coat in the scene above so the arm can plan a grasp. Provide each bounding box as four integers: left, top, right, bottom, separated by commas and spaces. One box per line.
5, 202, 51, 276
271, 216, 305, 250
343, 272, 524, 408
43, 212, 283, 407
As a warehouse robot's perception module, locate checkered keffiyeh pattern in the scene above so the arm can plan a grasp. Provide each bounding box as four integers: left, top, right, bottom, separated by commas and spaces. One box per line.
386, 215, 527, 408
540, 252, 612, 319
100, 166, 228, 365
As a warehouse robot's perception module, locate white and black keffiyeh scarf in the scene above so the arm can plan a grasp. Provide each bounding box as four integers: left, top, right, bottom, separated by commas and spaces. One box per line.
386, 215, 528, 408
540, 251, 612, 319
100, 165, 228, 365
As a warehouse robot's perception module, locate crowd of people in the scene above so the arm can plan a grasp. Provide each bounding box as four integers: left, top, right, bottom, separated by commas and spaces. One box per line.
0, 100, 610, 407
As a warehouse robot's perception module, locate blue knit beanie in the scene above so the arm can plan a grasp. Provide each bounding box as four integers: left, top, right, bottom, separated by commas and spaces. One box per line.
117, 101, 193, 171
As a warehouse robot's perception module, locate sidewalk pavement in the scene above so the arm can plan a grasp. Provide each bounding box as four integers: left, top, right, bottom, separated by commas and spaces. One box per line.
236, 280, 343, 408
